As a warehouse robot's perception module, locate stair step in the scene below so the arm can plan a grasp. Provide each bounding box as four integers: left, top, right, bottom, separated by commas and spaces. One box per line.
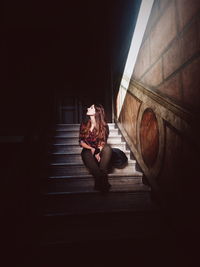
40, 210, 166, 246
55, 123, 116, 131
48, 161, 137, 176
48, 150, 131, 163
54, 128, 119, 137
48, 172, 143, 179
51, 136, 122, 145
37, 123, 161, 248
43, 177, 149, 194
43, 191, 156, 216
49, 142, 127, 153
50, 159, 136, 166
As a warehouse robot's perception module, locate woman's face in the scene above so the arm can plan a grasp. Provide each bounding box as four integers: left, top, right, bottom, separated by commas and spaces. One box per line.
87, 104, 96, 116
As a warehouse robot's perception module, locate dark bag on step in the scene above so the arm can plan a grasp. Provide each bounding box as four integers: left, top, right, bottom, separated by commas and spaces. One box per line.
110, 148, 128, 168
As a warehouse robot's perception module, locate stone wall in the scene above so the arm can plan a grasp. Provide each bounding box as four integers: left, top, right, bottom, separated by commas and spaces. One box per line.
118, 0, 200, 218
133, 0, 200, 111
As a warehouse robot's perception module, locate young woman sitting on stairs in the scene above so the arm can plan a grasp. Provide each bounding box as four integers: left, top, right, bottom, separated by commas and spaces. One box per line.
79, 104, 112, 193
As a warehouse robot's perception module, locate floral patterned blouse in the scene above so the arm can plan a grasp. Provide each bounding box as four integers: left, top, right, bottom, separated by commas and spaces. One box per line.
79, 123, 109, 149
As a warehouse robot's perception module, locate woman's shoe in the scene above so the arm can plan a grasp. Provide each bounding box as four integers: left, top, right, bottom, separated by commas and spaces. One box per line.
94, 174, 111, 193
100, 181, 111, 194
94, 183, 101, 191
94, 178, 102, 191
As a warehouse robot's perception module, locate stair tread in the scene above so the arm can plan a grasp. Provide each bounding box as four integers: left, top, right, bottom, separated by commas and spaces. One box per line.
49, 159, 136, 166
40, 210, 168, 246
54, 128, 119, 132
55, 123, 116, 126
50, 150, 130, 155
45, 187, 151, 195
51, 141, 126, 146
44, 177, 147, 188
43, 176, 148, 195
44, 179, 150, 192
53, 135, 121, 138
48, 172, 143, 179
43, 191, 157, 217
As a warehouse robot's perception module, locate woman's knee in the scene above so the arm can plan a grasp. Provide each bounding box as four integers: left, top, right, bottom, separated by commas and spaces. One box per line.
81, 148, 92, 161
101, 144, 112, 155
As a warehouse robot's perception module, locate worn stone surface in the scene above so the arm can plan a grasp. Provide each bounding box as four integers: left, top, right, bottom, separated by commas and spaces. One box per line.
176, 0, 200, 31
157, 125, 182, 191
182, 56, 200, 110
149, 1, 177, 64
157, 72, 182, 102
143, 0, 160, 42
157, 123, 199, 198
133, 39, 150, 80
141, 58, 163, 87
133, 0, 200, 113
140, 109, 159, 167
158, 0, 172, 13
180, 19, 200, 65
198, 14, 200, 46
163, 38, 181, 79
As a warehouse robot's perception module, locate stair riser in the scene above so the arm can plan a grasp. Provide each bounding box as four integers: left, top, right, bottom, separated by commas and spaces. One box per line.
49, 152, 130, 163
50, 143, 127, 153
45, 177, 144, 193
49, 155, 84, 164
54, 129, 119, 137
49, 164, 136, 176
52, 137, 122, 145
56, 124, 116, 131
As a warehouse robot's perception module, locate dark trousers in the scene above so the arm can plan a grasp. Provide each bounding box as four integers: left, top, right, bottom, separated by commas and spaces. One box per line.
81, 144, 112, 192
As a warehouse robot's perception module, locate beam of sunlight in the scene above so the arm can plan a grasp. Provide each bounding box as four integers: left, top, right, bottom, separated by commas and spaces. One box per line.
117, 0, 154, 119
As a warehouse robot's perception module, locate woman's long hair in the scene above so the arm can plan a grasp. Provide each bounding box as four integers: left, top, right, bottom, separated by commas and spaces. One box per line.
79, 104, 109, 142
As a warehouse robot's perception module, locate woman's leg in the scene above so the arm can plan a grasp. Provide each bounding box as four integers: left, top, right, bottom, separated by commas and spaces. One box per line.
99, 144, 112, 174
81, 148, 103, 189
81, 146, 112, 192
99, 144, 112, 191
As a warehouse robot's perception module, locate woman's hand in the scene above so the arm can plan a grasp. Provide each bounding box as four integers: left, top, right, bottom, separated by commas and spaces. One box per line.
95, 153, 101, 162
90, 147, 95, 155
98, 144, 105, 152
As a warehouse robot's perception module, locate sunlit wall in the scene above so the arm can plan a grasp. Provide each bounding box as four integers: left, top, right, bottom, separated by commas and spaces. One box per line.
117, 0, 154, 118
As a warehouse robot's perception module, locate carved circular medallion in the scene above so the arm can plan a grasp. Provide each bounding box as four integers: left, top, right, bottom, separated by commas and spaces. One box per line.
140, 108, 159, 167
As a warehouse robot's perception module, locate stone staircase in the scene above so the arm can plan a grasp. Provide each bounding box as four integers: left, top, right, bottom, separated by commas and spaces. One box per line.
39, 123, 166, 247
46, 123, 148, 193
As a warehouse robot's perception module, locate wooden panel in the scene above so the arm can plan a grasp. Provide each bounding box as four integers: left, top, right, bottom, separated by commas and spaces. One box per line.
157, 125, 182, 191
120, 91, 141, 146
140, 109, 159, 167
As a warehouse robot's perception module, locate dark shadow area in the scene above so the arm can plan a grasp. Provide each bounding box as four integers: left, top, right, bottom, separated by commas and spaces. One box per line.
2, 1, 199, 266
